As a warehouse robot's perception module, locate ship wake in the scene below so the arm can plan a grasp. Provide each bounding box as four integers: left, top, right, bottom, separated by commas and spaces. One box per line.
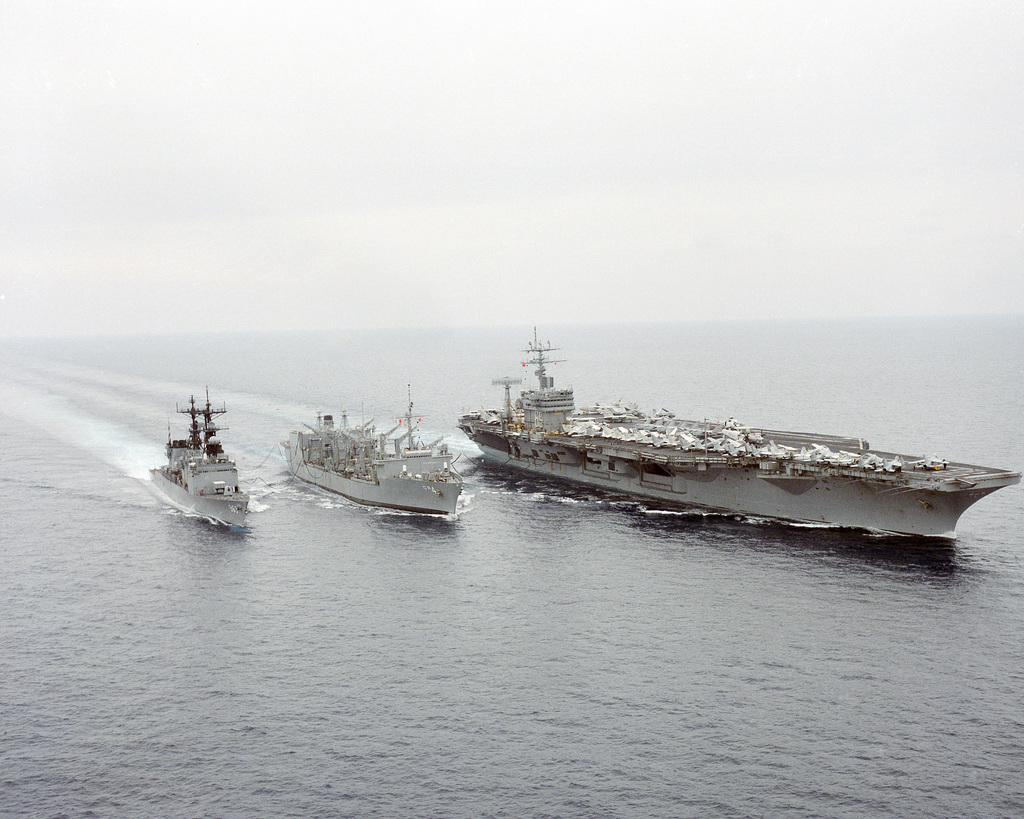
1, 380, 164, 482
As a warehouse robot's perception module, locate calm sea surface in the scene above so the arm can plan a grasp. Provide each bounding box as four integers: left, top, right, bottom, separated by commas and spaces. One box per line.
2, 317, 1023, 818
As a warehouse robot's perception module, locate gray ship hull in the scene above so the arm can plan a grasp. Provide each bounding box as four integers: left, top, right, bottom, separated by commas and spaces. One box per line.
467, 431, 1015, 538
150, 467, 248, 528
461, 329, 1018, 538
285, 446, 461, 516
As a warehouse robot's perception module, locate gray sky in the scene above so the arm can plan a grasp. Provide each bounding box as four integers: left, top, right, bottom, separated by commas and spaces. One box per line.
2, 1, 1022, 338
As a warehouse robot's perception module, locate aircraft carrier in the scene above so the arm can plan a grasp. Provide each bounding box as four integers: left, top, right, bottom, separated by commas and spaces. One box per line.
458, 331, 1020, 537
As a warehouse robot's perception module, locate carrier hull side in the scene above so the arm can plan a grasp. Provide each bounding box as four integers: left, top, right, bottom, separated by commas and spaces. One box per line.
150, 468, 249, 528
285, 448, 460, 515
460, 329, 1018, 537
468, 434, 1010, 538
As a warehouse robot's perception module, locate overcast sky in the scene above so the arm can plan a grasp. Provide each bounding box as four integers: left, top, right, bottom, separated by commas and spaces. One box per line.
2, 1, 1022, 338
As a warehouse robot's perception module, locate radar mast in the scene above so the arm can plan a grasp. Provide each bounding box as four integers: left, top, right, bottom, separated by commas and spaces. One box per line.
523, 326, 563, 390
405, 384, 415, 452
176, 387, 228, 457
491, 376, 523, 429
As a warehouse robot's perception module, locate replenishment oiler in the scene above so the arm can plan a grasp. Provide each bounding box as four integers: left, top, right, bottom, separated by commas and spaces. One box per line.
285, 392, 463, 515
458, 331, 1020, 537
151, 391, 249, 528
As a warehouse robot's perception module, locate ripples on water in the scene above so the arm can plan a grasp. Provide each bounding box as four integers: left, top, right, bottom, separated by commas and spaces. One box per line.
2, 319, 1023, 818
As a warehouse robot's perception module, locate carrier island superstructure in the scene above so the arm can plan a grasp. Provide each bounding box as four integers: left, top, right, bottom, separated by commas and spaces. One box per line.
458, 331, 1020, 537
285, 392, 463, 515
150, 392, 249, 527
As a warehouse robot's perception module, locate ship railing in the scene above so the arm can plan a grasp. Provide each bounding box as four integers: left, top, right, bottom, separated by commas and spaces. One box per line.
194, 485, 241, 497
396, 469, 460, 482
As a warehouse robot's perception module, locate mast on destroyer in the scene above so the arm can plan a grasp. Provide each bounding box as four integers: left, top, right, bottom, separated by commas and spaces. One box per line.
176, 387, 228, 458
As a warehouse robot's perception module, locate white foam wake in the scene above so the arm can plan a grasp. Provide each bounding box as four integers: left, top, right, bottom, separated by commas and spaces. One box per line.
0, 380, 165, 481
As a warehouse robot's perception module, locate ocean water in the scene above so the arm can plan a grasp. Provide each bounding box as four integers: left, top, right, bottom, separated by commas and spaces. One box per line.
1, 316, 1022, 818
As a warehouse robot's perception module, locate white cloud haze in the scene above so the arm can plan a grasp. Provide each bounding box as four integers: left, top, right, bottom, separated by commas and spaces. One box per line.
2, 1, 1022, 336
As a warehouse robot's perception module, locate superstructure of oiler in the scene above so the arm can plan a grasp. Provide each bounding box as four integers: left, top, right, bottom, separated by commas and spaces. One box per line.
284, 390, 463, 515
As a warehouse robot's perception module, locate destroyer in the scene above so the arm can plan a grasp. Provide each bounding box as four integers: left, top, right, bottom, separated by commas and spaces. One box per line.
459, 330, 1020, 537
284, 392, 463, 515
151, 391, 249, 527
